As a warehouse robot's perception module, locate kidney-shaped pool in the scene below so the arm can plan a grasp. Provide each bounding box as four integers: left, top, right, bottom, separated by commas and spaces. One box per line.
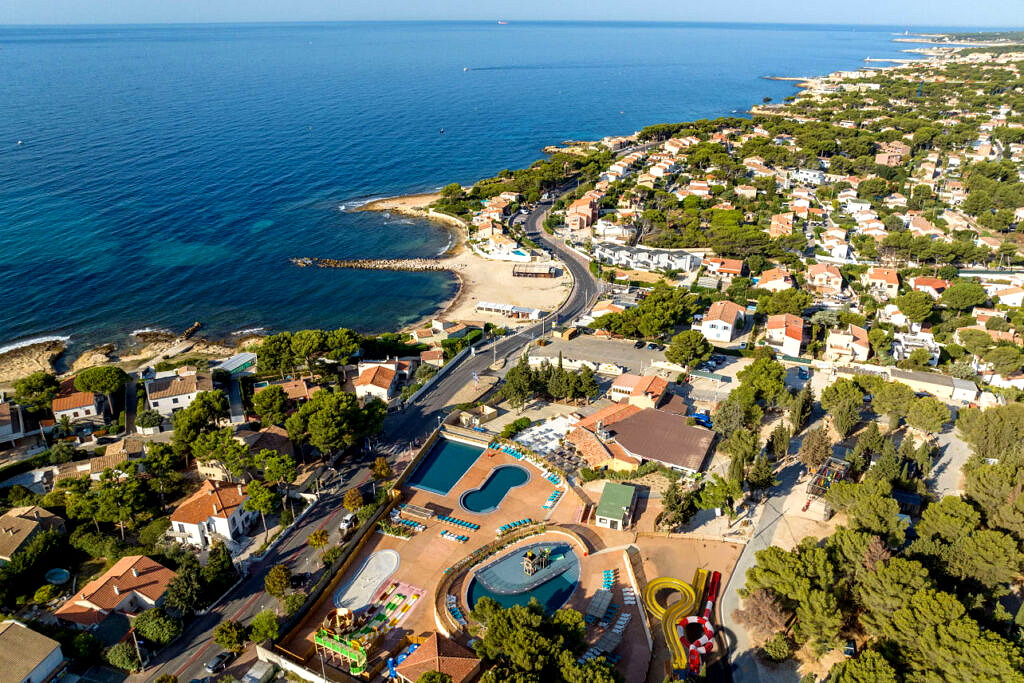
460, 464, 530, 514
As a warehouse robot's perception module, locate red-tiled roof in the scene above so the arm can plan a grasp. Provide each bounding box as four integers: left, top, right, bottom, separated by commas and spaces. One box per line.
705, 300, 745, 324
55, 555, 176, 625
395, 633, 480, 683
52, 392, 95, 412
354, 366, 396, 390
171, 480, 247, 525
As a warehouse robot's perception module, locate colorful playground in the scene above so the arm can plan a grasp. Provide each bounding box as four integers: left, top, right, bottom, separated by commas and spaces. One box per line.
275, 433, 743, 683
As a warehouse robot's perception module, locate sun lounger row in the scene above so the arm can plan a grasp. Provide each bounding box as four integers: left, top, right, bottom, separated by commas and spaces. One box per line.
602, 570, 617, 589
544, 472, 561, 485
612, 613, 631, 634
542, 490, 563, 509
438, 515, 479, 530
497, 519, 533, 534
622, 586, 636, 605
489, 441, 526, 459
440, 530, 469, 543
446, 596, 468, 625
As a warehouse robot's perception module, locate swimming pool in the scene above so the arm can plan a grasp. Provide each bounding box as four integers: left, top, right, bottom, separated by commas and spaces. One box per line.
460, 464, 530, 514
405, 438, 483, 495
467, 542, 580, 613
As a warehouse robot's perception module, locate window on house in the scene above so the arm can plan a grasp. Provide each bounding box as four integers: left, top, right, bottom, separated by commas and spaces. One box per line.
178, 523, 186, 532
172, 398, 179, 404
72, 412, 79, 418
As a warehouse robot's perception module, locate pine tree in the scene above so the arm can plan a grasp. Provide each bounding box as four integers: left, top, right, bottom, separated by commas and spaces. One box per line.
747, 455, 779, 492
789, 385, 812, 432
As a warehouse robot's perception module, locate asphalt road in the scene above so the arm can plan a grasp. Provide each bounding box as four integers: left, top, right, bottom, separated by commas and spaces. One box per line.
141, 186, 601, 682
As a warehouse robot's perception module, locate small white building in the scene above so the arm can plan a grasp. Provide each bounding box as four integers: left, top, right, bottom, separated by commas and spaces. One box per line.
354, 365, 398, 405
145, 368, 214, 418
169, 480, 256, 549
52, 392, 106, 425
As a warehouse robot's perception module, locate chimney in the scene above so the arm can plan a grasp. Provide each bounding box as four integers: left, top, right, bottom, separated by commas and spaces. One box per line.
237, 485, 243, 496
113, 585, 120, 596
131, 568, 139, 578
212, 503, 219, 515
207, 487, 214, 496
33, 509, 40, 521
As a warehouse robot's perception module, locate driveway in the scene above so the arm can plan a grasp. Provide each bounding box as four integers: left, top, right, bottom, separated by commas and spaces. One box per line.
927, 407, 966, 498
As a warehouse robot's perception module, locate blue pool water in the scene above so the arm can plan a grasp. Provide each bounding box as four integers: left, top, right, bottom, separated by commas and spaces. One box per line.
405, 438, 483, 495
468, 542, 580, 613
460, 465, 530, 514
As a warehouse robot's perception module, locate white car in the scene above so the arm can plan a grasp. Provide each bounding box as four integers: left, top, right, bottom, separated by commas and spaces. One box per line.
339, 513, 357, 533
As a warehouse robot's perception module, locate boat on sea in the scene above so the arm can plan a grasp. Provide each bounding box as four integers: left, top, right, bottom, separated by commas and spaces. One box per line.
497, 20, 508, 25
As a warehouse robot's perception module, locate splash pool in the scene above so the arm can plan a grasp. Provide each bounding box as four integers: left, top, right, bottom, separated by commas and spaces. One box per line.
467, 542, 579, 613
405, 438, 483, 495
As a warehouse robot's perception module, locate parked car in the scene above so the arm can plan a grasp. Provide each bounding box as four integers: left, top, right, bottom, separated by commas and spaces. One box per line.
339, 512, 357, 533
290, 572, 308, 589
205, 651, 236, 674
797, 367, 810, 380
739, 342, 747, 350
633, 340, 645, 348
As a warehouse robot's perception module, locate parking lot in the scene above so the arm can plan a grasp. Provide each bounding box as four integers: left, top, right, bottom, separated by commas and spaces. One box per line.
529, 333, 669, 375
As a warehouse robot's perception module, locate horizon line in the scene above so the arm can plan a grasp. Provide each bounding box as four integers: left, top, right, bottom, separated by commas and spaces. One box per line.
0, 19, 1019, 30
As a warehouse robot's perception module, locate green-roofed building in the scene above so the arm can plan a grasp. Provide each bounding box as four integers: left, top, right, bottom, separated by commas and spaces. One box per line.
594, 482, 636, 531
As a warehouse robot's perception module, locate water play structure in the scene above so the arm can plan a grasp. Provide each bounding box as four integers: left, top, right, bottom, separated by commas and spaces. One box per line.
314, 608, 373, 675
642, 569, 722, 676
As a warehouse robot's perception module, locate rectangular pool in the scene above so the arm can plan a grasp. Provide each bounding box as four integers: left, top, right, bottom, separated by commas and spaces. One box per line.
405, 438, 484, 495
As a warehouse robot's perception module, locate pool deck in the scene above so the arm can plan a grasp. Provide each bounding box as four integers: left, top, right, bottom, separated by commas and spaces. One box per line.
279, 445, 744, 683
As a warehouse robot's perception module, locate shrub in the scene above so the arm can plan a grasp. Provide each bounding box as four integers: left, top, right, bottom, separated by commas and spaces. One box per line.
139, 517, 172, 548
761, 633, 792, 662
321, 545, 343, 566
136, 410, 164, 429
343, 488, 364, 512
105, 641, 141, 672
72, 632, 103, 662
134, 608, 183, 647
283, 592, 306, 616
33, 584, 59, 604
249, 609, 280, 643
500, 417, 532, 439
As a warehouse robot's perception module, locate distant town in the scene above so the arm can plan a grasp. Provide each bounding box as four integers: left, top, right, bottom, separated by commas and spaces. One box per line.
3, 30, 1024, 683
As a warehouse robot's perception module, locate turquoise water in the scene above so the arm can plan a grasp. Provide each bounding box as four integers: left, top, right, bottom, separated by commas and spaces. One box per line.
405, 438, 483, 495
468, 542, 580, 613
460, 464, 529, 514
0, 22, 926, 353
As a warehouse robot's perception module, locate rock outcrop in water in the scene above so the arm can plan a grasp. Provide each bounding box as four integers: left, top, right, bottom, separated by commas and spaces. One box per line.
290, 257, 450, 272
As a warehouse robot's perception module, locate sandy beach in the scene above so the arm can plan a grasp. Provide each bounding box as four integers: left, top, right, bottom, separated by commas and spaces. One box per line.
359, 193, 573, 328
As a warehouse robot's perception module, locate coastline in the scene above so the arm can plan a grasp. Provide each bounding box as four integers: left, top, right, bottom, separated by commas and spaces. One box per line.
0, 31, 974, 383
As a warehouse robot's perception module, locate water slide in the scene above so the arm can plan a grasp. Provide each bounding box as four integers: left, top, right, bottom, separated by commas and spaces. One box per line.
642, 575, 699, 671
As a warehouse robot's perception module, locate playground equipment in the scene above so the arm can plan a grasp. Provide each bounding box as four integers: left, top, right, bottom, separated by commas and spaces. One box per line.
314, 608, 375, 676
386, 642, 421, 680
642, 569, 721, 677
523, 547, 551, 576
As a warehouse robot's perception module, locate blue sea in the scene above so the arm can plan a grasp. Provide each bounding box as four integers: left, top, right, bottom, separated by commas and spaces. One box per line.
0, 21, 957, 355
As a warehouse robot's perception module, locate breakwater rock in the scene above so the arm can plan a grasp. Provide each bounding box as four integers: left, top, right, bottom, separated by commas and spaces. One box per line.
290, 257, 450, 272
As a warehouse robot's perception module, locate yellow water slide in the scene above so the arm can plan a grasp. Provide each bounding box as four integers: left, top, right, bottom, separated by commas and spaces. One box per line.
642, 575, 700, 671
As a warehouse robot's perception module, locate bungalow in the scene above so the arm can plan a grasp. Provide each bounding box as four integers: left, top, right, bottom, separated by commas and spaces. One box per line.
807, 262, 843, 295
419, 348, 445, 368
197, 425, 294, 482
765, 314, 804, 357
791, 168, 825, 186
354, 365, 398, 404
824, 324, 871, 363
702, 257, 744, 282
700, 300, 746, 343
169, 480, 256, 549
861, 267, 900, 298
0, 506, 65, 566
0, 620, 65, 683
52, 392, 106, 425
145, 368, 214, 418
55, 555, 177, 627
909, 276, 949, 299
884, 192, 908, 208
594, 482, 637, 531
844, 198, 872, 214
756, 267, 794, 293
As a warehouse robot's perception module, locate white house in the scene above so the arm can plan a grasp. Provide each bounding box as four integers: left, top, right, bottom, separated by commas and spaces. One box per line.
145, 368, 214, 418
353, 365, 398, 405
824, 324, 871, 363
892, 332, 941, 366
765, 314, 804, 357
700, 300, 746, 343
0, 620, 65, 683
994, 286, 1024, 308
169, 480, 256, 549
52, 392, 106, 425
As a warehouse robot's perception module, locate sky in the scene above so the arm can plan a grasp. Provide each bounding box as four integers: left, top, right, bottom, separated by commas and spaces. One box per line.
2, 0, 1023, 27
